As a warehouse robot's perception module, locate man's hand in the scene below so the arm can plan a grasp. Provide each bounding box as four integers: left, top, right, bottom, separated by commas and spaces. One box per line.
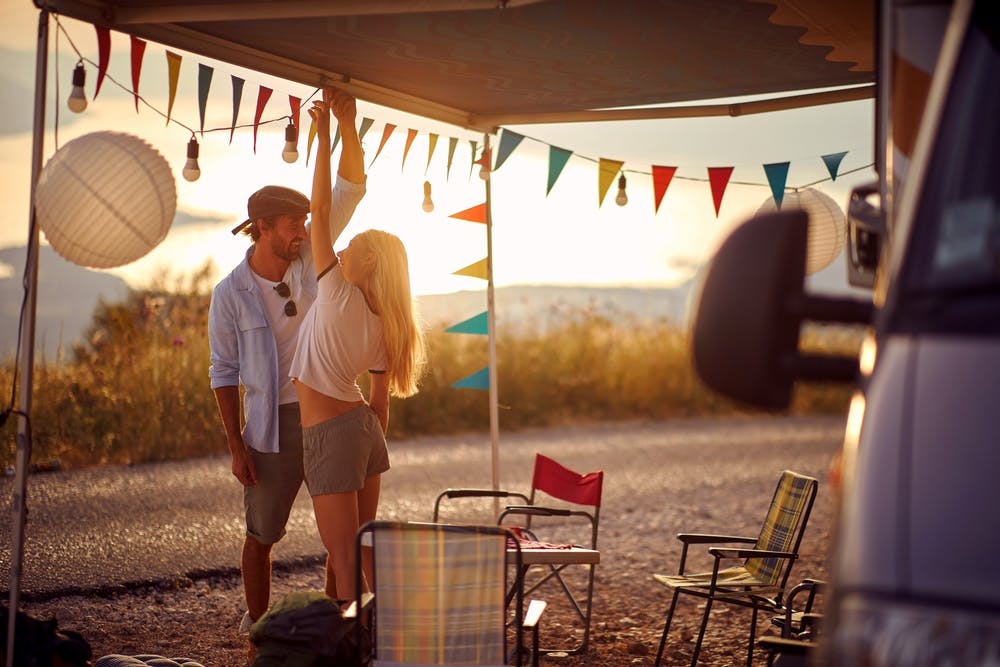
230, 443, 258, 487
326, 87, 358, 127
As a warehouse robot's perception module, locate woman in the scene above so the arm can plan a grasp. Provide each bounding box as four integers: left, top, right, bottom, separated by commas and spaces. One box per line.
290, 88, 425, 601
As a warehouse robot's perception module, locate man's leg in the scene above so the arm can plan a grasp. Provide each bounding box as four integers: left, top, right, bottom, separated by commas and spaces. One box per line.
242, 535, 273, 621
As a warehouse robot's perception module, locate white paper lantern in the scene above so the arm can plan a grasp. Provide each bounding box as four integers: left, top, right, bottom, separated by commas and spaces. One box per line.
756, 187, 846, 275
35, 131, 177, 269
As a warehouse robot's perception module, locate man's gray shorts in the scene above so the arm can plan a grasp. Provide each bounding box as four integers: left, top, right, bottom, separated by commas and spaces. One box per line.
303, 405, 389, 495
244, 402, 304, 545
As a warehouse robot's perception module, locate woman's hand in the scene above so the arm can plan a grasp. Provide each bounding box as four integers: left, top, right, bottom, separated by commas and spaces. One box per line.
309, 97, 330, 140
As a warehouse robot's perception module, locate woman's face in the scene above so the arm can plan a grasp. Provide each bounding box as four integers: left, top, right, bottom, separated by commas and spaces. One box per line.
339, 236, 373, 286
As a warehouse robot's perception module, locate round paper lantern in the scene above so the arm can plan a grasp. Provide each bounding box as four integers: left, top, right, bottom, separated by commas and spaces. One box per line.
35, 131, 176, 269
756, 187, 846, 275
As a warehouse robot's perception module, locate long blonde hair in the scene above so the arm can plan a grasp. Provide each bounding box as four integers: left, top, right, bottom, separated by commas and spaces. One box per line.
356, 229, 426, 397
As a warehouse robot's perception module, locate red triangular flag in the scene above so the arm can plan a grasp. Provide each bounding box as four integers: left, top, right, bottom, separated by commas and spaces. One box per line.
449, 202, 488, 224
707, 166, 734, 217
289, 96, 301, 129
94, 26, 110, 99
651, 165, 677, 214
129, 36, 146, 112
253, 86, 272, 154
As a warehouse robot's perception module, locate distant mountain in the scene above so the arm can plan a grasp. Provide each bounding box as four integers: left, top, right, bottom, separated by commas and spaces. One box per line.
0, 245, 129, 361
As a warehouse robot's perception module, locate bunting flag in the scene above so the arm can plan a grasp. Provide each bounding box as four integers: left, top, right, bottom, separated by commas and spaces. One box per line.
454, 258, 488, 280
426, 133, 439, 175
331, 125, 341, 154
358, 117, 375, 142
129, 35, 146, 112
446, 311, 488, 335
822, 151, 848, 181
446, 136, 458, 180
598, 158, 624, 206
229, 75, 244, 144
453, 367, 490, 390
468, 140, 478, 180
252, 86, 272, 154
165, 51, 182, 126
708, 166, 734, 217
402, 128, 418, 171
495, 129, 525, 171
651, 165, 677, 214
763, 162, 790, 209
289, 96, 301, 129
547, 146, 572, 196
306, 118, 317, 165
197, 64, 213, 135
94, 26, 110, 99
371, 123, 396, 166
449, 202, 487, 224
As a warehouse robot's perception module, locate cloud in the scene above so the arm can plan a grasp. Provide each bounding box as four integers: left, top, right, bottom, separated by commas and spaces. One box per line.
171, 209, 229, 229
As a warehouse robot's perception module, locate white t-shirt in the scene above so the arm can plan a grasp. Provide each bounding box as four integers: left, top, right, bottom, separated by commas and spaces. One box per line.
290, 263, 387, 402
250, 268, 302, 405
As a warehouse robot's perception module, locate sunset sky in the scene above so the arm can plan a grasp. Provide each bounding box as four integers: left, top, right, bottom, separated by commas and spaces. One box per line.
0, 2, 876, 296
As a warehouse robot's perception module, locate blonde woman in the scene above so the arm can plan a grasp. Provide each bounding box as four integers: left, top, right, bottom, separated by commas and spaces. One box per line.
290, 88, 426, 602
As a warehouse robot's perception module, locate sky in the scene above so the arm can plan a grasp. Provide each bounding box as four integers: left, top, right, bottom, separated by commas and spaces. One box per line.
0, 1, 876, 297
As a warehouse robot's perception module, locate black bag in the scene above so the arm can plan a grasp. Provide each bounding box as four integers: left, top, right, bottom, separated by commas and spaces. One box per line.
250, 591, 370, 667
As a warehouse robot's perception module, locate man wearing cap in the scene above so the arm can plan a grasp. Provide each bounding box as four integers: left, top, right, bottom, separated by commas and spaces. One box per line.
207, 90, 365, 638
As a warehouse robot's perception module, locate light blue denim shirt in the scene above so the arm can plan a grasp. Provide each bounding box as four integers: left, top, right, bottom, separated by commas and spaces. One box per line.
208, 175, 365, 453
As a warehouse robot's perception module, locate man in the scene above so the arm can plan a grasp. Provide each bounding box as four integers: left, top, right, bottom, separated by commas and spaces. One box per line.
208, 91, 365, 637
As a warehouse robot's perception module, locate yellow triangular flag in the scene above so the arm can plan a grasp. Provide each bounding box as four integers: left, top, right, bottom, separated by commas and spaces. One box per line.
165, 51, 182, 126
453, 258, 489, 280
598, 158, 625, 206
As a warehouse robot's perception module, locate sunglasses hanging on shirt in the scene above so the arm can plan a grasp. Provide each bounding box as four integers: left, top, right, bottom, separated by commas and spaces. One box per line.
273, 282, 297, 317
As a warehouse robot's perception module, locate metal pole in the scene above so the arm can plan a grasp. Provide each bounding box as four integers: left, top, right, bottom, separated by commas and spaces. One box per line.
7, 9, 48, 665
483, 132, 501, 517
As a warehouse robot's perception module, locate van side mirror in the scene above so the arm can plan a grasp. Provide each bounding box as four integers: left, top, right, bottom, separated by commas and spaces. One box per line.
691, 210, 875, 410
846, 181, 885, 288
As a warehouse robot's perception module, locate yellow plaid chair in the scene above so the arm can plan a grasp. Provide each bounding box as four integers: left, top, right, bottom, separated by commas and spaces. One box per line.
355, 521, 546, 667
651, 470, 818, 667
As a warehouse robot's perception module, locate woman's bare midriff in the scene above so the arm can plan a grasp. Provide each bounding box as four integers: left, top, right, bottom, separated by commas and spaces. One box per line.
293, 379, 365, 429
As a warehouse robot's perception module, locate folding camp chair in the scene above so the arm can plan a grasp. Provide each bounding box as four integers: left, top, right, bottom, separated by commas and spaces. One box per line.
433, 453, 603, 655
355, 521, 547, 667
651, 470, 818, 667
758, 579, 826, 667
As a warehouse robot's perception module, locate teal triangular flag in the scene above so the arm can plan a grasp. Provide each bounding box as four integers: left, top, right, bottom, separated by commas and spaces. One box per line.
446, 137, 458, 180
197, 64, 213, 134
229, 75, 244, 145
330, 125, 341, 155
468, 140, 478, 180
822, 151, 848, 181
446, 311, 488, 335
453, 367, 490, 390
547, 146, 572, 195
494, 129, 524, 171
763, 162, 790, 209
358, 117, 374, 141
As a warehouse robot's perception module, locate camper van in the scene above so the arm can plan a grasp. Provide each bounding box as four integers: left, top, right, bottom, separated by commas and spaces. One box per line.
690, 0, 1000, 663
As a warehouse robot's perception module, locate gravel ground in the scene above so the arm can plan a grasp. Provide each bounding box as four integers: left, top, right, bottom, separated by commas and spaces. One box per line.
18, 416, 841, 666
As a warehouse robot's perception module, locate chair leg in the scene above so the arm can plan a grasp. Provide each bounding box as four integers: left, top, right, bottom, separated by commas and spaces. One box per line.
655, 590, 681, 667
746, 605, 759, 667
690, 596, 714, 667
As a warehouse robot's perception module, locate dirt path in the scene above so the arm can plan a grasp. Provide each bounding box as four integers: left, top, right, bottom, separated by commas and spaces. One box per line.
16, 415, 844, 665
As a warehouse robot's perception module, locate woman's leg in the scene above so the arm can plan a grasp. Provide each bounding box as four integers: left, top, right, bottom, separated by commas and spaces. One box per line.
357, 474, 381, 591
312, 491, 360, 601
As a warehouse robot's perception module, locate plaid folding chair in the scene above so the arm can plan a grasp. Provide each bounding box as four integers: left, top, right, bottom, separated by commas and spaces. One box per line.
651, 470, 818, 667
356, 521, 546, 667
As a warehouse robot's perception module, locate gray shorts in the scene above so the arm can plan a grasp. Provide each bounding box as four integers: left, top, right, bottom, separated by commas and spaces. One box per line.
303, 405, 389, 495
244, 402, 304, 545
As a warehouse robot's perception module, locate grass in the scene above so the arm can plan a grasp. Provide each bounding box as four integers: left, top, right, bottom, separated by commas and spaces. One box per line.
0, 276, 858, 470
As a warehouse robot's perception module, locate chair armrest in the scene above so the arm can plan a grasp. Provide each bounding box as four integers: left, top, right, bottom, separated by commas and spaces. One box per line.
343, 591, 374, 619
432, 489, 530, 521
522, 599, 547, 629
757, 636, 815, 656
677, 533, 757, 545
708, 547, 796, 560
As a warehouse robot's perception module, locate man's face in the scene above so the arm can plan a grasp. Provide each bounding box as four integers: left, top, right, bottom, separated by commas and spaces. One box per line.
261, 214, 307, 262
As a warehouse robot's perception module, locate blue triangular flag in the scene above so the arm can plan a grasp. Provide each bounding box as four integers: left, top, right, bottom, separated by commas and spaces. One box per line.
494, 129, 525, 171
822, 151, 848, 181
763, 162, 790, 209
453, 367, 490, 390
446, 311, 488, 335
547, 146, 572, 195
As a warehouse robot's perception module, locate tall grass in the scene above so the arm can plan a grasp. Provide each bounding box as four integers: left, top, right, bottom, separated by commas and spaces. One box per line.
1, 278, 857, 470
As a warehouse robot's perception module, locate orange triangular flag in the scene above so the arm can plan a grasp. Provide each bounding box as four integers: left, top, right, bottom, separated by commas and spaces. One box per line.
707, 167, 734, 217
651, 165, 677, 214
371, 123, 396, 167
598, 158, 624, 207
449, 203, 487, 224
453, 258, 489, 280
402, 128, 418, 171
165, 51, 182, 126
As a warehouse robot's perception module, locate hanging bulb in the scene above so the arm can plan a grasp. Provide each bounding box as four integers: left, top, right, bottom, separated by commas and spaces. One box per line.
182, 137, 201, 182
421, 181, 434, 213
478, 162, 490, 181
67, 62, 88, 113
615, 173, 628, 206
281, 121, 299, 163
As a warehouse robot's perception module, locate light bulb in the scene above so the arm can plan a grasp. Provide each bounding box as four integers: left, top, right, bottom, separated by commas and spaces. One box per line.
478, 163, 490, 181
182, 137, 201, 182
615, 173, 628, 206
421, 181, 434, 213
67, 63, 88, 113
281, 121, 299, 163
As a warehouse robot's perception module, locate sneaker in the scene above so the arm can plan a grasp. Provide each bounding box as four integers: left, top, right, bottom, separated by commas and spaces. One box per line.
239, 611, 254, 634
